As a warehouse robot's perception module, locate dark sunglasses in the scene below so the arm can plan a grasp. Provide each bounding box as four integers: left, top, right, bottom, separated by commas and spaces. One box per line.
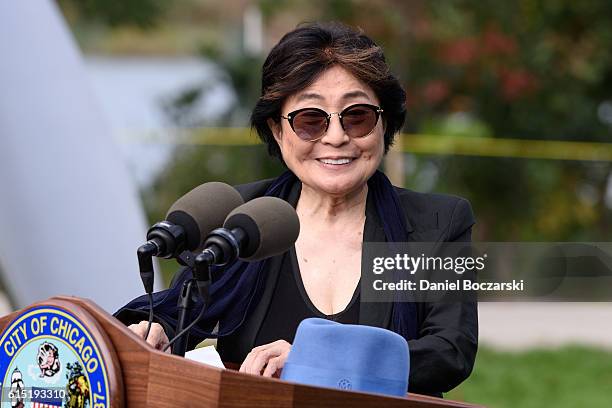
280, 103, 383, 142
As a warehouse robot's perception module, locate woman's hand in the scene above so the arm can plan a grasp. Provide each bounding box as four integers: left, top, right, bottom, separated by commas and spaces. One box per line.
127, 321, 171, 353
240, 340, 291, 378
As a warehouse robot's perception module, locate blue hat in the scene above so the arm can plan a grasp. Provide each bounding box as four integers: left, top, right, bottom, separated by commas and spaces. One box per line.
281, 318, 409, 396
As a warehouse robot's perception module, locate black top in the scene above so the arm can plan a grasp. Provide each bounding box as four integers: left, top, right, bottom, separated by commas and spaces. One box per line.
255, 247, 360, 346
114, 176, 478, 397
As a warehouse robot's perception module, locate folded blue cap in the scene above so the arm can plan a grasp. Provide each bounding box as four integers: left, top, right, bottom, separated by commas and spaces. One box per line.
281, 318, 409, 396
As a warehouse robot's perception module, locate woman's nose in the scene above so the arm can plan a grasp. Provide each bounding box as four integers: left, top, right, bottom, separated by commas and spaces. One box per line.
319, 114, 349, 146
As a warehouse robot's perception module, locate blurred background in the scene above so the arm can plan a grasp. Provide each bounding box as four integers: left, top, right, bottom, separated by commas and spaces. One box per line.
1, 1, 612, 406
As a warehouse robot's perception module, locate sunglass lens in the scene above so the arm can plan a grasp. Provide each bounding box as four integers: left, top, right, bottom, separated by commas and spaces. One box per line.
292, 110, 327, 141
342, 106, 378, 138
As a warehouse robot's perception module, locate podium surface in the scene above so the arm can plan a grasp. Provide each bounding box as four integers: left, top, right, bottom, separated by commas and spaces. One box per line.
0, 297, 483, 407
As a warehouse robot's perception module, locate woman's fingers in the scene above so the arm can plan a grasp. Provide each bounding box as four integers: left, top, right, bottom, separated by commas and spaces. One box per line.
240, 342, 274, 374
149, 323, 171, 353
262, 356, 283, 378
127, 321, 170, 353
240, 340, 291, 376
239, 348, 257, 373
127, 322, 145, 337
249, 348, 276, 375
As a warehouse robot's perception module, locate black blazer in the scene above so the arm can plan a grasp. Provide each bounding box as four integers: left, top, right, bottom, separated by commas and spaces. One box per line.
116, 177, 478, 397
219, 178, 477, 397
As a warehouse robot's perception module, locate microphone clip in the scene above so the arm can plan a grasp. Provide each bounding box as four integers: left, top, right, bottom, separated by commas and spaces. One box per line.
198, 227, 245, 266
146, 221, 186, 259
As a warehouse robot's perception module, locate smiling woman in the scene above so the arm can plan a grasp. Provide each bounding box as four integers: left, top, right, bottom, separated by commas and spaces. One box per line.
271, 66, 385, 197
116, 21, 478, 398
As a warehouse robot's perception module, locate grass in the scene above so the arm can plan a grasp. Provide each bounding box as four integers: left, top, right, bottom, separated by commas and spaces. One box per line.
446, 345, 612, 408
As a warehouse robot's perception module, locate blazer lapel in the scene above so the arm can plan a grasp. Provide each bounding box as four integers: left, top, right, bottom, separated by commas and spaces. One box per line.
359, 192, 393, 329
358, 189, 442, 328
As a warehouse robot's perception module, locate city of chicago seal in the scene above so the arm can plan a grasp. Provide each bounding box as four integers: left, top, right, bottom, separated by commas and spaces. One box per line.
0, 306, 110, 408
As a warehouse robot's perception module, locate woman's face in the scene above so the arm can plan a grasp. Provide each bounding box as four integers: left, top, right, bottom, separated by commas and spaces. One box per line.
270, 65, 385, 197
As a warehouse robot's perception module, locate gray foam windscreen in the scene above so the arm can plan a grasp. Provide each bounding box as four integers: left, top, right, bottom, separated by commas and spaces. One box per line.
224, 197, 300, 261
166, 182, 244, 251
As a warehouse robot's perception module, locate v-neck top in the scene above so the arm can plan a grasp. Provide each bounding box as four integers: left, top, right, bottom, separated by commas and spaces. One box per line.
254, 246, 361, 346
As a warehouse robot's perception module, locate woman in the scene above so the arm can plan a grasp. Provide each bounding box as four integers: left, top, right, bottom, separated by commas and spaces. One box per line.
117, 22, 477, 397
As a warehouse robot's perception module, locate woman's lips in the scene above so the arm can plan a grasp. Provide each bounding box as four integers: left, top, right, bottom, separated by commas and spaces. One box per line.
317, 157, 354, 165
315, 157, 357, 169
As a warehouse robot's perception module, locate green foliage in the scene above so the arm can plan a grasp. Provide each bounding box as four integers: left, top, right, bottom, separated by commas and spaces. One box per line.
418, 156, 611, 241
447, 346, 612, 408
64, 0, 611, 242
271, 0, 612, 241
144, 145, 284, 226
59, 0, 168, 28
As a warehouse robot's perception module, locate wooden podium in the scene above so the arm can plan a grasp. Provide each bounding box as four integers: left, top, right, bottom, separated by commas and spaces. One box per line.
0, 297, 483, 408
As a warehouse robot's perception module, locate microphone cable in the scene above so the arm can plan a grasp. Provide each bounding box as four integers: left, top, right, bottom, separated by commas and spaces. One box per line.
162, 304, 207, 353
144, 292, 154, 341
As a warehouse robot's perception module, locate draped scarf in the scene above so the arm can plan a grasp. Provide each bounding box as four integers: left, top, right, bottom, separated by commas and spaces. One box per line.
121, 170, 418, 342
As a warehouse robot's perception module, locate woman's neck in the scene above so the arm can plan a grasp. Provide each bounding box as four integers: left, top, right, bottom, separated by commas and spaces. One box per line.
296, 183, 368, 224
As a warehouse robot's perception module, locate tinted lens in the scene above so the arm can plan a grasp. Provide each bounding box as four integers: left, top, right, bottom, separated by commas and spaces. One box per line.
292, 110, 328, 141
341, 105, 378, 138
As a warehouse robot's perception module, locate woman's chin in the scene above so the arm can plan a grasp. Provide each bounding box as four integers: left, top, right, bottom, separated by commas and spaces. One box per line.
306, 176, 366, 197
292, 160, 375, 197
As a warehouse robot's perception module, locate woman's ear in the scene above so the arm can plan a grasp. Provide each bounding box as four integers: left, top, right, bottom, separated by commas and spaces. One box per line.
267, 118, 282, 144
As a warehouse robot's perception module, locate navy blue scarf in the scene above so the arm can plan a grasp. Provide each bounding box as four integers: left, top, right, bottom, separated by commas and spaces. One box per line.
123, 170, 418, 341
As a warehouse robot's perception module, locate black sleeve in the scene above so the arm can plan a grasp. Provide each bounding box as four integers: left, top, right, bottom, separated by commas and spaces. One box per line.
407, 198, 479, 395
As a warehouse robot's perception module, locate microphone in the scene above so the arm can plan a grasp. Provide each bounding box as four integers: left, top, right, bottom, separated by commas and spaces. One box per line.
162, 197, 300, 354
199, 196, 301, 266
137, 182, 244, 294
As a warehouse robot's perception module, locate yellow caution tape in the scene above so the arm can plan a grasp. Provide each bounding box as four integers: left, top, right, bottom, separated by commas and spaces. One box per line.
121, 128, 612, 162
401, 134, 612, 162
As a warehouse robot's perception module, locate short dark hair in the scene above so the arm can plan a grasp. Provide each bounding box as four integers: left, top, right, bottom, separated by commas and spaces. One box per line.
251, 22, 406, 161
